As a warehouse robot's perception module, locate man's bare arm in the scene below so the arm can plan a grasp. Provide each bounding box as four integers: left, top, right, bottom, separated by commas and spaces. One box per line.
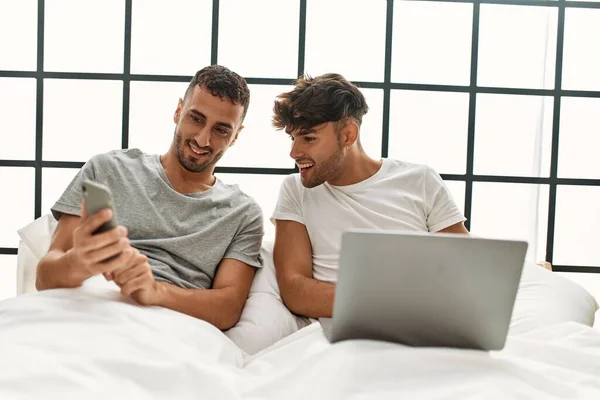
273, 220, 335, 319
36, 207, 131, 290
437, 221, 469, 235
144, 258, 256, 330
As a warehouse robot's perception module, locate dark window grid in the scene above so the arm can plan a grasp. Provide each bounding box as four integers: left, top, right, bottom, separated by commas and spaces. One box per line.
1, 0, 599, 272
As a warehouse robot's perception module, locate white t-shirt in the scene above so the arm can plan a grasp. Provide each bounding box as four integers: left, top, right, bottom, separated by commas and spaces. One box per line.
271, 159, 466, 283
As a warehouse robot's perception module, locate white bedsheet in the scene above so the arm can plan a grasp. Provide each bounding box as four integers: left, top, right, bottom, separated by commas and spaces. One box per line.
1, 279, 600, 399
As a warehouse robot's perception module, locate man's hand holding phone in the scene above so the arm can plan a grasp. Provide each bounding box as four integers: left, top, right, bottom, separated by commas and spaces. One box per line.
65, 203, 134, 280
72, 179, 160, 305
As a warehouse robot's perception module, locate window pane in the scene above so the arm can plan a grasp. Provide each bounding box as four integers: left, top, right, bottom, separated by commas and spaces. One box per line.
0, 78, 36, 160
558, 97, 600, 180
219, 85, 294, 169
388, 90, 469, 174
444, 180, 466, 217
562, 9, 600, 91
0, 167, 35, 248
359, 88, 383, 160
304, 0, 386, 82
44, 0, 124, 73
478, 5, 557, 89
131, 0, 212, 75
474, 94, 553, 177
219, 0, 299, 79
129, 81, 188, 156
471, 182, 549, 263
554, 186, 600, 266
42, 168, 81, 216
0, 255, 17, 301
214, 173, 287, 241
0, 0, 37, 70
43, 79, 123, 162
392, 1, 472, 85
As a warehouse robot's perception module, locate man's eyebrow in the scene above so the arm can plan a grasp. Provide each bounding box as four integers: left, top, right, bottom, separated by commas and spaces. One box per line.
288, 128, 315, 137
189, 109, 234, 130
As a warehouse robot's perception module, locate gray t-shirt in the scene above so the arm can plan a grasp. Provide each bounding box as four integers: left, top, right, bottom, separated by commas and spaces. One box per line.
51, 149, 264, 289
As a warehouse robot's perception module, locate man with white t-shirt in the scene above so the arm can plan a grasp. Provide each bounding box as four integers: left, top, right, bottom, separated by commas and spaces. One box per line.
270, 73, 469, 319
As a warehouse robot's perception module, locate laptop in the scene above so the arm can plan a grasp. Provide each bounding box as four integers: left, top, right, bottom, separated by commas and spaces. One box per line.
323, 230, 528, 351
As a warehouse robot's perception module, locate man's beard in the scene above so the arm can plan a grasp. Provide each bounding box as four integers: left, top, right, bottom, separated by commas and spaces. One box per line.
301, 145, 344, 188
174, 130, 222, 173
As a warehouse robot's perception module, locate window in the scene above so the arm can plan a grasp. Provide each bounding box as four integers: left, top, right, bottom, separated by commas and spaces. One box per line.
471, 182, 549, 263
0, 78, 37, 160
43, 79, 123, 162
304, 0, 387, 82
558, 97, 600, 180
392, 1, 473, 86
474, 94, 553, 177
554, 186, 600, 266
2, 0, 599, 300
0, 168, 35, 248
562, 8, 600, 92
218, 0, 300, 79
44, 0, 125, 73
0, 255, 17, 301
388, 90, 469, 175
130, 0, 212, 76
129, 81, 189, 155
0, 0, 37, 71
477, 4, 557, 89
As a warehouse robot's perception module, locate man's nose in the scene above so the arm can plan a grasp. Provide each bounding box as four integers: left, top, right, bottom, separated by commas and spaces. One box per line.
193, 127, 211, 148
290, 140, 301, 159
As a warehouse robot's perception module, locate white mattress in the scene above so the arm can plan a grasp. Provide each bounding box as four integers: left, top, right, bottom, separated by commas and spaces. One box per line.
1, 280, 599, 399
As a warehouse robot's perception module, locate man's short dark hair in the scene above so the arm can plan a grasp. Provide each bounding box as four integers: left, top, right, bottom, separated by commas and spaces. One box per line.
272, 73, 369, 134
184, 65, 250, 121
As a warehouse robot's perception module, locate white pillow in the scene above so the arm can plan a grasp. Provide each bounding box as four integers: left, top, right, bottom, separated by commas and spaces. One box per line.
16, 213, 57, 294
16, 215, 301, 354
509, 260, 599, 334
225, 240, 305, 355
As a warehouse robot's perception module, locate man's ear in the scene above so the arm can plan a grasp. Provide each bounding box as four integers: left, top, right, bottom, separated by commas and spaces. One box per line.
173, 98, 184, 124
229, 125, 244, 147
342, 120, 359, 148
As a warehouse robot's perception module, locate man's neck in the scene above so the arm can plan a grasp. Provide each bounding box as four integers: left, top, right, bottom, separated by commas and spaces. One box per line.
160, 152, 216, 195
327, 150, 383, 187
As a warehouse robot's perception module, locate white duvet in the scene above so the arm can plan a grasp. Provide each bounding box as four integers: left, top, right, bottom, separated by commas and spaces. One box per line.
1, 279, 600, 400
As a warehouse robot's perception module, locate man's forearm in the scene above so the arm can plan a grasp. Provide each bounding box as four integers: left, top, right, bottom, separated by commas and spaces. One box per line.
281, 276, 336, 319
36, 249, 90, 290
153, 281, 243, 330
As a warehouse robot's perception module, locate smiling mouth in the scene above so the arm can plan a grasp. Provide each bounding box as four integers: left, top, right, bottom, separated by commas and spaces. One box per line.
297, 162, 315, 175
188, 142, 209, 157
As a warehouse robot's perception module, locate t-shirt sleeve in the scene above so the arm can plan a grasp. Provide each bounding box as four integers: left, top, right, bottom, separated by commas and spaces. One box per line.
270, 175, 304, 225
424, 166, 466, 232
223, 201, 264, 269
50, 156, 100, 220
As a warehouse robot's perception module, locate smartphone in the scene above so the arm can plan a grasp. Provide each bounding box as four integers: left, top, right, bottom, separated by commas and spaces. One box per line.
81, 179, 118, 235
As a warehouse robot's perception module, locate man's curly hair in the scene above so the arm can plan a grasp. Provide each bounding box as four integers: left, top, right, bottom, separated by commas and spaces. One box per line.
272, 73, 369, 134
184, 65, 250, 120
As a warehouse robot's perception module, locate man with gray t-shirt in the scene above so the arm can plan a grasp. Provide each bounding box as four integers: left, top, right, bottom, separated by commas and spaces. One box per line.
36, 65, 263, 331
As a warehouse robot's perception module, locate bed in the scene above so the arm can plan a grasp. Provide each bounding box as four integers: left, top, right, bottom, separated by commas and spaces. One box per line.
1, 215, 599, 399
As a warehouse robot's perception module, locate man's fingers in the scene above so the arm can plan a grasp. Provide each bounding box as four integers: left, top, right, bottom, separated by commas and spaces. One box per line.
79, 225, 127, 253
81, 200, 88, 221
112, 253, 146, 280
80, 208, 115, 236
114, 263, 148, 286
121, 274, 152, 296
87, 237, 130, 264
86, 247, 134, 275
